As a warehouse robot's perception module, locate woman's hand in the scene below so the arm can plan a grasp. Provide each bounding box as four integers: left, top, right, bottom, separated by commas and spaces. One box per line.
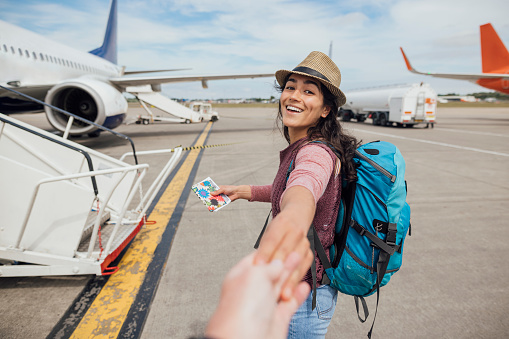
211, 185, 252, 202
254, 186, 316, 300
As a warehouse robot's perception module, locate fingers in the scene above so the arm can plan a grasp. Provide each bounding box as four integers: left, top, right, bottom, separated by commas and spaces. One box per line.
269, 251, 301, 294
265, 259, 284, 282
255, 214, 305, 264
293, 281, 311, 306
254, 220, 312, 301
271, 281, 311, 338
280, 245, 313, 300
210, 187, 225, 196
211, 185, 244, 202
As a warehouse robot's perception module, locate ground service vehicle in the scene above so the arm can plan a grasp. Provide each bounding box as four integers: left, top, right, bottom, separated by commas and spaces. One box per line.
189, 102, 219, 122
340, 83, 437, 127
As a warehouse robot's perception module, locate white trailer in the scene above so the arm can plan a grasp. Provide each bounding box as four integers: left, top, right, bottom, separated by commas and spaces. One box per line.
189, 102, 219, 122
340, 83, 437, 127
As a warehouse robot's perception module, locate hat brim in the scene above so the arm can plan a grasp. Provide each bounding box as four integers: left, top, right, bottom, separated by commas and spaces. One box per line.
275, 69, 346, 107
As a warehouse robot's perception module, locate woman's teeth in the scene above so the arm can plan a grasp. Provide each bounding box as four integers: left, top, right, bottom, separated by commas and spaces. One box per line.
286, 105, 302, 112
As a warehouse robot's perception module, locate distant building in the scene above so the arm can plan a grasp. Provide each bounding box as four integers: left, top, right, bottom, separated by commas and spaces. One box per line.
438, 95, 478, 103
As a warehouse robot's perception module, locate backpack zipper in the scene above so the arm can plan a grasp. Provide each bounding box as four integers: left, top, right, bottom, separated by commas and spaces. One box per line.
355, 150, 396, 183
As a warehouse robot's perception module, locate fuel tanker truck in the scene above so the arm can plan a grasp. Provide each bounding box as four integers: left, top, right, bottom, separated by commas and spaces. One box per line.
339, 83, 437, 127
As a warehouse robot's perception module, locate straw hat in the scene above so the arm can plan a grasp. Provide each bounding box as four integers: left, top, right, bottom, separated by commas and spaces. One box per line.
275, 51, 346, 107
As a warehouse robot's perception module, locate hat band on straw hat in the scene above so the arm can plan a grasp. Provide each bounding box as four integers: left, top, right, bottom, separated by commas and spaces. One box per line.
292, 66, 330, 83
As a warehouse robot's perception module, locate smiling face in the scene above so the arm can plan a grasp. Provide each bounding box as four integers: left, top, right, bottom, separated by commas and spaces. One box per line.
280, 73, 331, 143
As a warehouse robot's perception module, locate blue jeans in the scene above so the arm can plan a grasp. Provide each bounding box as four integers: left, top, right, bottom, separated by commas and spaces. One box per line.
287, 284, 338, 339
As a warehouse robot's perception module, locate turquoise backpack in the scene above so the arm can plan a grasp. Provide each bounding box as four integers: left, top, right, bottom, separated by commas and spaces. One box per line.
317, 140, 411, 338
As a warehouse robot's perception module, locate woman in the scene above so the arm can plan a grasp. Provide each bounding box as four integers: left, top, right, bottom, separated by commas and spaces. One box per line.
212, 51, 359, 338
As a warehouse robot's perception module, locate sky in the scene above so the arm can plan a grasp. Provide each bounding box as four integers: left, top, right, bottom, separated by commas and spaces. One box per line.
1, 0, 508, 99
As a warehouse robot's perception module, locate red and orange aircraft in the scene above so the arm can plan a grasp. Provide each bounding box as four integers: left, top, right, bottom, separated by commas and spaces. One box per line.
400, 23, 509, 95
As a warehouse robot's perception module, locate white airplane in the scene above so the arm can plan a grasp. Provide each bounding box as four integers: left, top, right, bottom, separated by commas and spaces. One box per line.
0, 0, 273, 136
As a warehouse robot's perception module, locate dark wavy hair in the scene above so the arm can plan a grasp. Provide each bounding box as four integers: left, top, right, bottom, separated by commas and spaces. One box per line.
275, 76, 360, 182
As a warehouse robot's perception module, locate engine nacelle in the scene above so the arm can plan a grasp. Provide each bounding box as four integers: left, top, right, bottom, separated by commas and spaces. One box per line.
45, 78, 127, 135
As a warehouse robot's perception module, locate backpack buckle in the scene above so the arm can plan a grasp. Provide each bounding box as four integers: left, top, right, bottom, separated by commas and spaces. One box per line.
386, 222, 398, 246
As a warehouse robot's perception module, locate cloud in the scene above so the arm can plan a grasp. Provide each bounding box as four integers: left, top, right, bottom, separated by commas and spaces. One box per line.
1, 0, 509, 96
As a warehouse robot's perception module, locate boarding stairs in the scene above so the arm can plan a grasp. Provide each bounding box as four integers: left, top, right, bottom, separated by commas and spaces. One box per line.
0, 113, 182, 277
128, 87, 202, 124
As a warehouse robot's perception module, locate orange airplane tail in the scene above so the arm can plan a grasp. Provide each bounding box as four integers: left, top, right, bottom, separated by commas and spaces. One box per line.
480, 23, 509, 73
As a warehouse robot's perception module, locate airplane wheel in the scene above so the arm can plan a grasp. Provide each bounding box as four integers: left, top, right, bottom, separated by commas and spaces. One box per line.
185, 119, 191, 124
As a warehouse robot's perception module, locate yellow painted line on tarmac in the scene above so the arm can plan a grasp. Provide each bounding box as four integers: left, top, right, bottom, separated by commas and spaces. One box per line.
70, 122, 213, 339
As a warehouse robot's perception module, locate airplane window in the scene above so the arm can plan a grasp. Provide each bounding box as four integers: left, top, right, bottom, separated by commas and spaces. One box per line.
33, 52, 37, 60
25, 50, 30, 58
40, 53, 44, 61
10, 46, 15, 54
2, 44, 6, 52
18, 48, 23, 56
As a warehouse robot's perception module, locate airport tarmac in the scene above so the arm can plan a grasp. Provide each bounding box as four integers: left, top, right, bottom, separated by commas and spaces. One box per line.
1, 104, 508, 339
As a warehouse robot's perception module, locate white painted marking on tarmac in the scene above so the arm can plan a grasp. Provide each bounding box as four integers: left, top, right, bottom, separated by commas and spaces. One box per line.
351, 128, 509, 157
435, 128, 509, 138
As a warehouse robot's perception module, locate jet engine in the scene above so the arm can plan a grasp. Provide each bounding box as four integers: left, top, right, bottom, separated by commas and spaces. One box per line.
44, 78, 127, 136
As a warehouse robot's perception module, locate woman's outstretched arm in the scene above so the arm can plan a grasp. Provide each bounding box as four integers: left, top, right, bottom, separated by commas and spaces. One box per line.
254, 185, 316, 299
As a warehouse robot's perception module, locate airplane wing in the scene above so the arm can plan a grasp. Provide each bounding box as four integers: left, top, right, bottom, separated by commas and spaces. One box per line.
123, 68, 192, 75
109, 73, 274, 88
400, 47, 509, 81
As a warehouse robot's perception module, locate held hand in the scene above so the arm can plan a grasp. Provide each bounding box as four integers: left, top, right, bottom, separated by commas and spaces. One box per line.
211, 185, 251, 202
255, 215, 314, 300
205, 252, 311, 339
254, 186, 316, 300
